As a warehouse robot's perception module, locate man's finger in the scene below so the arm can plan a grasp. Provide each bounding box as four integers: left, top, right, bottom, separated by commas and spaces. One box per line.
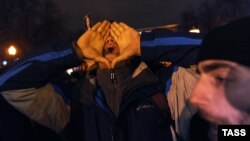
110, 30, 118, 42
97, 20, 109, 32
104, 29, 110, 41
119, 22, 130, 30
103, 21, 110, 31
110, 25, 120, 37
112, 22, 125, 32
101, 22, 110, 37
84, 59, 97, 71
92, 22, 102, 31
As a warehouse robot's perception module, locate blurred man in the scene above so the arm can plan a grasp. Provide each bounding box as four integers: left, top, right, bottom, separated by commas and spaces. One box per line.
190, 16, 250, 125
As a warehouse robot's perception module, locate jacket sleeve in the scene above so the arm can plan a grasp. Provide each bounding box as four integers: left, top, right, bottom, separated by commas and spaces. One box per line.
0, 42, 84, 133
166, 66, 199, 140
140, 29, 202, 67
0, 42, 83, 91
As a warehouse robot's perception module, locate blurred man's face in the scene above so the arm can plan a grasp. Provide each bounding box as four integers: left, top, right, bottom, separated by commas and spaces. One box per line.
190, 60, 250, 124
102, 35, 120, 61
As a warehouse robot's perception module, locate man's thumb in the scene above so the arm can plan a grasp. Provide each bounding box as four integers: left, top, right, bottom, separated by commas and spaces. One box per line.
96, 57, 111, 69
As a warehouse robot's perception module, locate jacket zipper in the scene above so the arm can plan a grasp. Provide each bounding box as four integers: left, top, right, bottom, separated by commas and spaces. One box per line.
110, 69, 116, 83
110, 69, 117, 141
110, 69, 118, 114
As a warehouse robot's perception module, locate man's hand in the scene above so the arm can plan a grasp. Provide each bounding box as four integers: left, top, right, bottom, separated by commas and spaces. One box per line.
110, 22, 141, 68
77, 20, 111, 68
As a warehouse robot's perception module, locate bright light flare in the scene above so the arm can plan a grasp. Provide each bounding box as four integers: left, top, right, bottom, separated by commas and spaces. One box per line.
3, 60, 8, 66
66, 68, 73, 75
189, 28, 200, 33
8, 45, 17, 56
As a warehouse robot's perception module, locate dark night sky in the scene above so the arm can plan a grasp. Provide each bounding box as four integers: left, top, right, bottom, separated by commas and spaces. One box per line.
52, 0, 204, 32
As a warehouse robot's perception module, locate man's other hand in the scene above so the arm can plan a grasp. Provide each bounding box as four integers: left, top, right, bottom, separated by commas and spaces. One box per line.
77, 20, 111, 69
110, 22, 141, 68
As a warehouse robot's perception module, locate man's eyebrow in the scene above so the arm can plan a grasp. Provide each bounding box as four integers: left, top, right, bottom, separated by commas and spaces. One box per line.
201, 63, 232, 73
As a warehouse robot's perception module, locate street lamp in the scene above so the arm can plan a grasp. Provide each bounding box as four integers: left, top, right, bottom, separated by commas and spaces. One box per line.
1, 45, 18, 68
8, 45, 17, 56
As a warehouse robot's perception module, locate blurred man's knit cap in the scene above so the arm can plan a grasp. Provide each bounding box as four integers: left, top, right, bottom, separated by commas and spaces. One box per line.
198, 16, 250, 67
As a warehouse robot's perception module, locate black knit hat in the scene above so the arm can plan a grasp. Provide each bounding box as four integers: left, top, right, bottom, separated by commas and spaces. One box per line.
197, 16, 250, 67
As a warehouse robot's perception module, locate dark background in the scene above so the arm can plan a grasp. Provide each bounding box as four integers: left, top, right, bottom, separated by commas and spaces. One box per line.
1, 0, 250, 68
52, 0, 203, 31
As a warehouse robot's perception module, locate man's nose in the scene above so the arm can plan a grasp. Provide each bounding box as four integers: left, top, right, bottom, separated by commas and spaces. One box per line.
189, 85, 199, 106
189, 77, 205, 106
105, 37, 115, 44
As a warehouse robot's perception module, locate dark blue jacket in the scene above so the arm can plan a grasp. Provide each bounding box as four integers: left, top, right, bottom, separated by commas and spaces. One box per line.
140, 29, 202, 67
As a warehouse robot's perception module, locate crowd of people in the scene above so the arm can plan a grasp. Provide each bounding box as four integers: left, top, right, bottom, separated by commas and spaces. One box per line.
1, 15, 250, 141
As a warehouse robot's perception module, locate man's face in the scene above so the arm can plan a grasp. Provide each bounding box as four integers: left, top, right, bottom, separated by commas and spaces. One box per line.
102, 35, 120, 61
190, 60, 250, 124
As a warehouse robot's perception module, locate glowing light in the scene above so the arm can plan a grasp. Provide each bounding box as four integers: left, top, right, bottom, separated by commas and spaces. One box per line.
66, 68, 73, 75
3, 60, 7, 66
189, 28, 200, 33
8, 45, 17, 56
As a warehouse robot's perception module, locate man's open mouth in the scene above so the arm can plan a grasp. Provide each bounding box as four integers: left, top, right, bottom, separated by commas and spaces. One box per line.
103, 46, 115, 55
